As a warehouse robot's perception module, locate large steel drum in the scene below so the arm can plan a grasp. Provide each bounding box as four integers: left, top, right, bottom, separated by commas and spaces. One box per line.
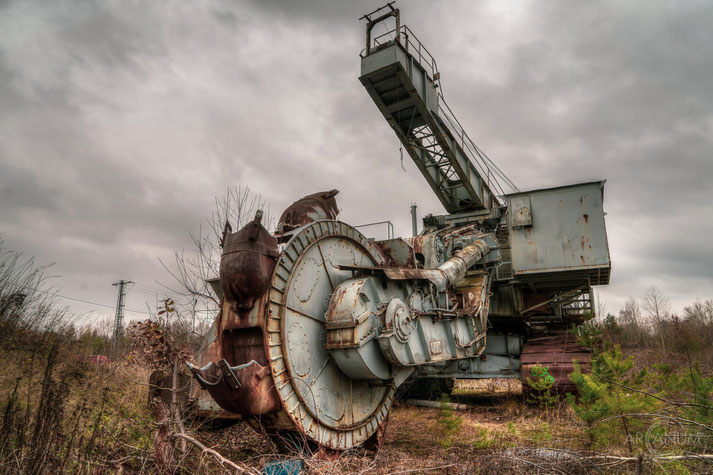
264, 221, 395, 449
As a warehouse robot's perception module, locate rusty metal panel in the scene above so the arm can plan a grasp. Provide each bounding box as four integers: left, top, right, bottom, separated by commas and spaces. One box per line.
507, 181, 610, 284
510, 195, 532, 228
372, 238, 416, 267
520, 334, 592, 392
523, 293, 548, 313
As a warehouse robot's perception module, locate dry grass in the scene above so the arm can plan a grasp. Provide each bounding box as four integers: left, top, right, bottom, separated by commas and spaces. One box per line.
5, 341, 706, 474
0, 342, 157, 473
191, 389, 600, 474
0, 353, 692, 474
180, 363, 713, 473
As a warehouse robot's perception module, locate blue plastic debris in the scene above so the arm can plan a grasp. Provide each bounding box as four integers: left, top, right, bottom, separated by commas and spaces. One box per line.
262, 458, 303, 475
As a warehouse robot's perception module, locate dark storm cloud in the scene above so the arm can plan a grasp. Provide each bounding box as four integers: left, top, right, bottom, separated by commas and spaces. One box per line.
0, 0, 710, 321
411, 1, 713, 311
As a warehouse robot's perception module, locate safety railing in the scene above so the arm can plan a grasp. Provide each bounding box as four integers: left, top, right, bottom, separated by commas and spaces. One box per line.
360, 7, 521, 202
354, 220, 395, 240
363, 23, 519, 200
436, 98, 520, 199
368, 24, 441, 88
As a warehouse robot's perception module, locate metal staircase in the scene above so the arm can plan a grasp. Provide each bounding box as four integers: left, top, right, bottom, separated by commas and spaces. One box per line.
359, 5, 518, 214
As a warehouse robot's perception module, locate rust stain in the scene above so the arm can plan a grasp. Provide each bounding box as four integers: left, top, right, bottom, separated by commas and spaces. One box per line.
276, 189, 340, 238
521, 335, 592, 393
190, 358, 281, 416
383, 267, 444, 281
371, 239, 416, 268
187, 209, 286, 419
220, 212, 278, 315
523, 293, 548, 313
583, 213, 589, 223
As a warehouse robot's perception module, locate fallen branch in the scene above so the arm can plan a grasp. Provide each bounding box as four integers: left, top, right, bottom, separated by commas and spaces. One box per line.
585, 453, 713, 462
404, 399, 469, 410
387, 463, 460, 474
172, 432, 260, 474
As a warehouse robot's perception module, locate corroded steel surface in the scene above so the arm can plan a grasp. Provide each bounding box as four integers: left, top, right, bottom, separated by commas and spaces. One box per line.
371, 238, 416, 267
437, 240, 489, 286
190, 359, 280, 416
265, 221, 396, 450
277, 190, 340, 236
520, 334, 592, 392
188, 316, 282, 418
337, 238, 488, 292
189, 213, 282, 418
188, 319, 242, 419
220, 213, 278, 313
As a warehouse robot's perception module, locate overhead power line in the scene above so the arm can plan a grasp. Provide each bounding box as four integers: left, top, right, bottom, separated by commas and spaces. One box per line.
34, 288, 151, 315
132, 282, 164, 293
35, 288, 219, 316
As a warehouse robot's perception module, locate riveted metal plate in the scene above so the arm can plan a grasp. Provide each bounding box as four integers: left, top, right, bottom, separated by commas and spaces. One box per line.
266, 220, 396, 450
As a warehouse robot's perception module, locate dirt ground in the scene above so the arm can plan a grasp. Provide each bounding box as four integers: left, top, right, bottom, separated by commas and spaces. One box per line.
192, 383, 623, 474
191, 370, 712, 473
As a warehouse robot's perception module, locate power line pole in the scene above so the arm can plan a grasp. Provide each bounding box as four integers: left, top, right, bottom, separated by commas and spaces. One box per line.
112, 280, 133, 355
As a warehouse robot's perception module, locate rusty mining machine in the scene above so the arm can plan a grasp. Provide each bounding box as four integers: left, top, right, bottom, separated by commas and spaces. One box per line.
186, 5, 611, 452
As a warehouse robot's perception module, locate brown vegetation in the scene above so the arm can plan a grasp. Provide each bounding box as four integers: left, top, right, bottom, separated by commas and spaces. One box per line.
2, 235, 713, 473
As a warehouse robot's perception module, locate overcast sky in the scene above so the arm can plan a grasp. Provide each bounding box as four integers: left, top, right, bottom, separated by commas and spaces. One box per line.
1, 0, 711, 326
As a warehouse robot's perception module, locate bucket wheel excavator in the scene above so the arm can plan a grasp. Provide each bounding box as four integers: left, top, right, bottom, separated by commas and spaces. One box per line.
186, 4, 611, 453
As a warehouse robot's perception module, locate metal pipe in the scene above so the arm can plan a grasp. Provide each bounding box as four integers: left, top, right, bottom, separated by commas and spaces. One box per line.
437, 240, 489, 287
410, 204, 418, 236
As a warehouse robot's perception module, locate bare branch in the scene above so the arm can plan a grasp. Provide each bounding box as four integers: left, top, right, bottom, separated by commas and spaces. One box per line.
172, 433, 260, 474
156, 186, 272, 336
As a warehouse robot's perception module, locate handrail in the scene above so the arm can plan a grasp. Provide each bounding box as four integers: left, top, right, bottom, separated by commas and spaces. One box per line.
437, 96, 520, 196
354, 220, 395, 240
368, 25, 441, 89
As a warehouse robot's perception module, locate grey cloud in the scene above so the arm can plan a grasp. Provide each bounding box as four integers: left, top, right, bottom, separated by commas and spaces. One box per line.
0, 0, 710, 321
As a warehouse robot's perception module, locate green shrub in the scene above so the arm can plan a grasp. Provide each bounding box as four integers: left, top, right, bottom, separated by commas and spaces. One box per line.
472, 427, 494, 449
532, 422, 553, 443
567, 345, 656, 453
436, 394, 463, 448
525, 366, 558, 409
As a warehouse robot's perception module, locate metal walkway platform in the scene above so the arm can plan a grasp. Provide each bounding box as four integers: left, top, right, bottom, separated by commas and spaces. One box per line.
359, 7, 518, 213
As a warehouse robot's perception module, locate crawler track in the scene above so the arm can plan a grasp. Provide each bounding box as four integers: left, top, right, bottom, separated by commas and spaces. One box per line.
520, 334, 591, 393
